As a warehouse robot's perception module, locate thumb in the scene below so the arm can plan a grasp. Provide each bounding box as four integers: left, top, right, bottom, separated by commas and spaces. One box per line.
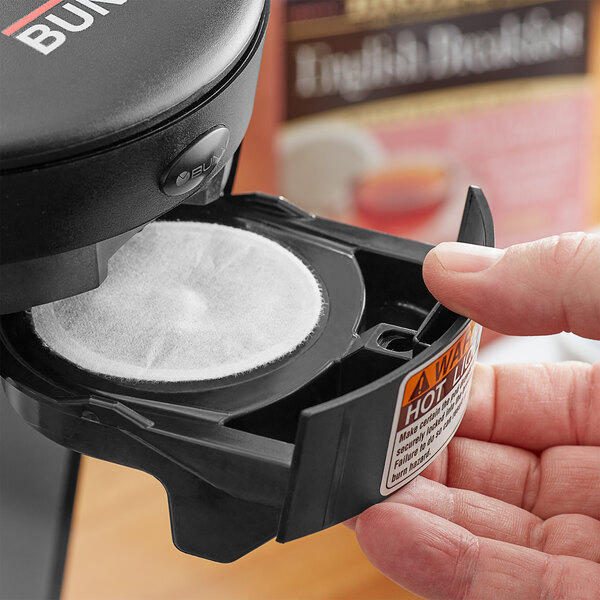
423, 232, 600, 339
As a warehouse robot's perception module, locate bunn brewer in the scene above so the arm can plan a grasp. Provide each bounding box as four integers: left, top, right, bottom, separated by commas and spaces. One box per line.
0, 0, 494, 563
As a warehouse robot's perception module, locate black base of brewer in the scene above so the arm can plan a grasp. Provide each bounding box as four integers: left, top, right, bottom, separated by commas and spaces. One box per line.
0, 189, 494, 562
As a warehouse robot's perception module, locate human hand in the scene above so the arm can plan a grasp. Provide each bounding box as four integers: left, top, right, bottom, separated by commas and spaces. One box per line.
349, 233, 600, 599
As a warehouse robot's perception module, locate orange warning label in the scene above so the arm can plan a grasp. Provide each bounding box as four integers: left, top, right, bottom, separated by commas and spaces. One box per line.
380, 321, 481, 496
403, 322, 478, 407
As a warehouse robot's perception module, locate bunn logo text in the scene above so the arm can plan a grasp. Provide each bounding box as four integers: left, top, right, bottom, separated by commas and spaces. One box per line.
2, 0, 128, 55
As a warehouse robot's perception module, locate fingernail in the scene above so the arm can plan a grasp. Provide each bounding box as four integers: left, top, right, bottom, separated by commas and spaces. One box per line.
434, 242, 504, 273
384, 479, 422, 505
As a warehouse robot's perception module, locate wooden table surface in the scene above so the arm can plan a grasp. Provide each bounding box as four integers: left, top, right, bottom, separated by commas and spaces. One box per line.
62, 457, 420, 600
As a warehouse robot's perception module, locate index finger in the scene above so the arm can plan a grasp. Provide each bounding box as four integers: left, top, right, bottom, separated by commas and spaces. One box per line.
459, 362, 600, 451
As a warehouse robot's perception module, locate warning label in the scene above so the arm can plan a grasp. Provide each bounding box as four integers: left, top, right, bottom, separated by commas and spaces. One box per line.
380, 321, 481, 495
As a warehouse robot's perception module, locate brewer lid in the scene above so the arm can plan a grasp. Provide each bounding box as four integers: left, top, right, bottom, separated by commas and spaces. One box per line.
0, 0, 265, 169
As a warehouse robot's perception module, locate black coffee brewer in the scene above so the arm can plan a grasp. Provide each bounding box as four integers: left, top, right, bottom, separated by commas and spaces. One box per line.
0, 0, 494, 567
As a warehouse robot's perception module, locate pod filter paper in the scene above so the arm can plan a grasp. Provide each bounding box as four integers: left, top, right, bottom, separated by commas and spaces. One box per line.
32, 222, 323, 382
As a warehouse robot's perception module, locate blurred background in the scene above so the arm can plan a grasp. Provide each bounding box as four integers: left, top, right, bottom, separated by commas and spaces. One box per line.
6, 1, 600, 599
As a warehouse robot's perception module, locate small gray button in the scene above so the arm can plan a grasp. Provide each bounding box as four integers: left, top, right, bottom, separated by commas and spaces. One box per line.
161, 126, 230, 196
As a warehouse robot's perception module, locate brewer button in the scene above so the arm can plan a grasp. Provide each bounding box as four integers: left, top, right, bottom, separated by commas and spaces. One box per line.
161, 126, 230, 197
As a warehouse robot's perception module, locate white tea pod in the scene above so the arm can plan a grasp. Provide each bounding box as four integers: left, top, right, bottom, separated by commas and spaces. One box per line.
32, 222, 323, 382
